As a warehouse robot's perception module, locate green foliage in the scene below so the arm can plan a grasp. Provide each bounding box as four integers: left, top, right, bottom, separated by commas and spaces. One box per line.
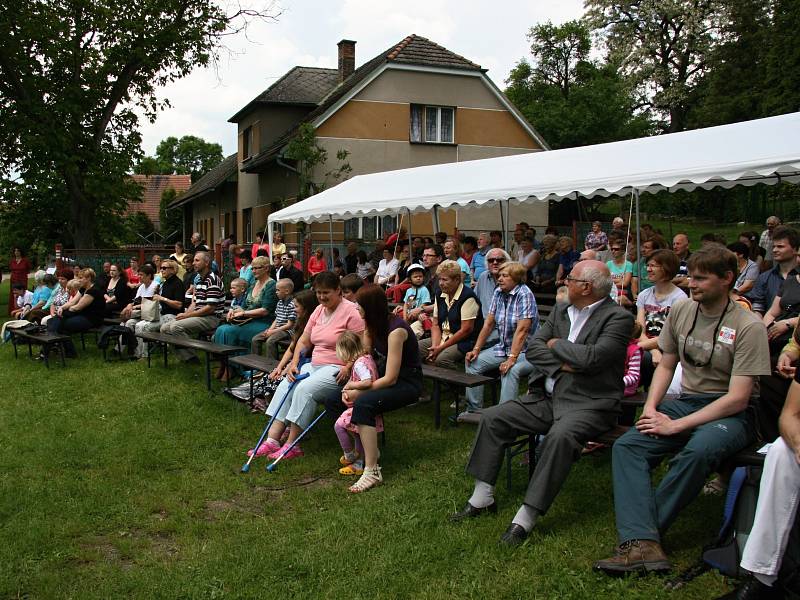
506, 21, 653, 151
137, 135, 224, 182
284, 123, 352, 200
585, 0, 732, 133
0, 0, 278, 248
159, 188, 183, 240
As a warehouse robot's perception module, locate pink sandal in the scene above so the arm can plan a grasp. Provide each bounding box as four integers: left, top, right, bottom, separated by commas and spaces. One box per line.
247, 438, 280, 458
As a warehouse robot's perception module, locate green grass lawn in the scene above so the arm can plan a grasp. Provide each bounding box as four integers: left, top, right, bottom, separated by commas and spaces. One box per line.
0, 339, 739, 599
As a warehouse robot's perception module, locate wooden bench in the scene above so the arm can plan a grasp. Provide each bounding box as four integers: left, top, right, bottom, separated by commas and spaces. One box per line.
228, 354, 279, 403
421, 364, 497, 428
9, 329, 71, 368
135, 331, 246, 391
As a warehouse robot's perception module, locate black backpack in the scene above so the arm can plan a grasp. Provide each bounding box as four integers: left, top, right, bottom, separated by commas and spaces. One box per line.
97, 324, 136, 356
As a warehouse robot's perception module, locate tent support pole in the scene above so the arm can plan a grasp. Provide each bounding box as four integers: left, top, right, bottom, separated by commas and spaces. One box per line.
499, 200, 509, 252
634, 189, 641, 284
432, 205, 440, 236
328, 216, 334, 270
406, 208, 413, 255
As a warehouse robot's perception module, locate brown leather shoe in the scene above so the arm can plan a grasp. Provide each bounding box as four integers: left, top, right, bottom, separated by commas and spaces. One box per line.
594, 539, 672, 574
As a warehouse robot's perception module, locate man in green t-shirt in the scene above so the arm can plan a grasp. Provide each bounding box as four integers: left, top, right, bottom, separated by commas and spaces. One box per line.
595, 244, 771, 575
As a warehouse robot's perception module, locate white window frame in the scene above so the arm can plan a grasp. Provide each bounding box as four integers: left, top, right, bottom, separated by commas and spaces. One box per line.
411, 104, 455, 144
344, 216, 397, 241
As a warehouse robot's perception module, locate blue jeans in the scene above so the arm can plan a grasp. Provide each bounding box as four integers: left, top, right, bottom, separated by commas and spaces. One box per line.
611, 394, 752, 544
266, 363, 342, 429
465, 348, 533, 410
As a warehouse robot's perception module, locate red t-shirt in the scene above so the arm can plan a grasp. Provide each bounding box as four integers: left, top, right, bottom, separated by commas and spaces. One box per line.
9, 257, 31, 285
125, 267, 140, 285
308, 256, 327, 276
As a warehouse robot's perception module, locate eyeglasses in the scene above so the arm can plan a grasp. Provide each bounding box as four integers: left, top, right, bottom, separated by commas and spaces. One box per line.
487, 258, 506, 264
565, 275, 590, 284
160, 267, 171, 270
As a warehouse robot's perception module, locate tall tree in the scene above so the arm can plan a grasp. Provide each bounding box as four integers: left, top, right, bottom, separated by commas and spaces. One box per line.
505, 20, 653, 150
137, 135, 224, 182
585, 0, 732, 132
0, 0, 279, 248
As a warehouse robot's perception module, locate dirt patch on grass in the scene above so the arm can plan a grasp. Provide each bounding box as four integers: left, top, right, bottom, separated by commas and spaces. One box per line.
76, 529, 179, 569
203, 476, 335, 521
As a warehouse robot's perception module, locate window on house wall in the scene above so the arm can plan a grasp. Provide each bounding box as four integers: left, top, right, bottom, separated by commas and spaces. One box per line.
344, 216, 398, 241
243, 208, 252, 243
242, 126, 253, 159
410, 105, 455, 144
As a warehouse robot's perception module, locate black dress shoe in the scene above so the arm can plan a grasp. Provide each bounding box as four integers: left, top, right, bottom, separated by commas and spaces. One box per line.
499, 523, 529, 546
716, 577, 779, 600
449, 501, 497, 522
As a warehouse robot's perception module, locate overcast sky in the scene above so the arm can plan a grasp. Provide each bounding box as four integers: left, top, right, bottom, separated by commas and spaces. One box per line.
139, 0, 586, 157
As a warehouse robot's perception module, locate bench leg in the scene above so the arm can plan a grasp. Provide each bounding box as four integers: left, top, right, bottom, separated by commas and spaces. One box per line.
204, 352, 212, 391
59, 342, 66, 367
27, 341, 33, 358
146, 342, 152, 368
43, 344, 50, 368
249, 374, 255, 403
12, 336, 18, 359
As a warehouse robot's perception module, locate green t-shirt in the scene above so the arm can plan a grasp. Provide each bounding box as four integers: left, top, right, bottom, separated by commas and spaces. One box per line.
658, 299, 770, 396
633, 259, 653, 291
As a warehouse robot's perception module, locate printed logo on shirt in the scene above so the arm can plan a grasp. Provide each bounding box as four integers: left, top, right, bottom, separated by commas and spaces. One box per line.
717, 326, 736, 345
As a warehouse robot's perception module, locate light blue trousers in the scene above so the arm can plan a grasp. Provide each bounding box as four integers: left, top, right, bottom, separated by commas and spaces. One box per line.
266, 363, 342, 429
465, 348, 533, 411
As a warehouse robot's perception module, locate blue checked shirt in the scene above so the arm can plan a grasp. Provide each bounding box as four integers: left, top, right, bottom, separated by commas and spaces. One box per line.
488, 283, 538, 356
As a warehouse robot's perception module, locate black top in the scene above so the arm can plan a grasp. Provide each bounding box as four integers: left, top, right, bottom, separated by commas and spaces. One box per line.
373, 315, 421, 370
78, 285, 106, 326
159, 275, 186, 316
106, 277, 130, 308
345, 253, 358, 275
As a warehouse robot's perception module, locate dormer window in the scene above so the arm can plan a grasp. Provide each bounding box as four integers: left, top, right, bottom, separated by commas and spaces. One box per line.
410, 105, 454, 144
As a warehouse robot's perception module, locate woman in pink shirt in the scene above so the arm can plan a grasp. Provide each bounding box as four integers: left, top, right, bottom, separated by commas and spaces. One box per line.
262, 271, 365, 460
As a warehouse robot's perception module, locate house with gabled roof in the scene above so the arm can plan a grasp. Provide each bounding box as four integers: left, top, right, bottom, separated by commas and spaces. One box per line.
175, 34, 549, 246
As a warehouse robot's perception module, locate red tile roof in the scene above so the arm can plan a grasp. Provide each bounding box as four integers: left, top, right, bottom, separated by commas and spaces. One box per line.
128, 174, 192, 227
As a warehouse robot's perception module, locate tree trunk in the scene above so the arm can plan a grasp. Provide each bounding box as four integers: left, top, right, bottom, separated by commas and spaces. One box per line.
64, 170, 95, 248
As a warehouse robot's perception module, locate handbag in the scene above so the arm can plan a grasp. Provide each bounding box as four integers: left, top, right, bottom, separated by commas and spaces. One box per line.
140, 297, 161, 322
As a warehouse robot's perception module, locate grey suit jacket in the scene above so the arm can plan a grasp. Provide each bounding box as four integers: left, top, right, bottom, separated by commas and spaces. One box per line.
524, 297, 633, 417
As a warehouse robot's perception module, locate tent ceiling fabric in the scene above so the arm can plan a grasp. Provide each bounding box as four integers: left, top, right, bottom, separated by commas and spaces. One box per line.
269, 112, 800, 225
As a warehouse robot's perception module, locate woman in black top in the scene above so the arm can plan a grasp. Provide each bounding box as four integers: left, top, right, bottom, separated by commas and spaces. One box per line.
46, 268, 105, 357
104, 264, 130, 316
325, 285, 422, 493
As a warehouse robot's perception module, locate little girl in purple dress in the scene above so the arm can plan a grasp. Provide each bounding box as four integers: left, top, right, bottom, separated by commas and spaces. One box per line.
334, 331, 383, 475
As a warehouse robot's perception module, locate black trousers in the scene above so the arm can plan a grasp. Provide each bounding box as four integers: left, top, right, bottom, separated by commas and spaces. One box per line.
324, 366, 422, 427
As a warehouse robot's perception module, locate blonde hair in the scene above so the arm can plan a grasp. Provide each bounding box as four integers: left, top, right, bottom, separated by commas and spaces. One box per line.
230, 277, 248, 289
67, 279, 83, 293
500, 261, 527, 284
79, 268, 96, 282
335, 331, 364, 364
251, 255, 270, 270
436, 259, 462, 279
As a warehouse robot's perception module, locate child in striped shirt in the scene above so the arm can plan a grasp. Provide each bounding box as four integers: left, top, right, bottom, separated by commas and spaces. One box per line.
251, 278, 297, 357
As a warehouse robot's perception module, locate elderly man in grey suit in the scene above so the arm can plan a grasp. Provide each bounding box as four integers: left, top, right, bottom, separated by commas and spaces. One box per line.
450, 260, 633, 545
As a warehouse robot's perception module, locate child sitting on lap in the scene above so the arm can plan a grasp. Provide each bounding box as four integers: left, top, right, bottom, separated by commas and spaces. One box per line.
399, 264, 431, 339
334, 331, 382, 476
251, 278, 297, 357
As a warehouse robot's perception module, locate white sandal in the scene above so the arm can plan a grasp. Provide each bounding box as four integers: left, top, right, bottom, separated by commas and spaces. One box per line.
348, 465, 383, 493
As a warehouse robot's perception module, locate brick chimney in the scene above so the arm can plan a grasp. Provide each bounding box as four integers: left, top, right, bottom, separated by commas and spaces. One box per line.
337, 39, 356, 81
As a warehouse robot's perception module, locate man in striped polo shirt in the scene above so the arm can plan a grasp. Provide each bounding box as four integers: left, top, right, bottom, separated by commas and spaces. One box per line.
161, 251, 224, 362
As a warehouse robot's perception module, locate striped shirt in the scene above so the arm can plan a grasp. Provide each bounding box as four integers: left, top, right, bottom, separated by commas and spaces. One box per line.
274, 297, 298, 334
195, 271, 225, 318
488, 284, 538, 357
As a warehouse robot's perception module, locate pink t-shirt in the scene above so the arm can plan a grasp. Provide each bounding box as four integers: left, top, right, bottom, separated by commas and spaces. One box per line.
306, 299, 365, 367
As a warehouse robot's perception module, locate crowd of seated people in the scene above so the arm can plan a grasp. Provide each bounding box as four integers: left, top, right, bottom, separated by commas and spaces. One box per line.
6, 217, 800, 594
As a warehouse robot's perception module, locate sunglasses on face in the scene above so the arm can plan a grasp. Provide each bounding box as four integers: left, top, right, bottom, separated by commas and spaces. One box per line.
487, 258, 506, 264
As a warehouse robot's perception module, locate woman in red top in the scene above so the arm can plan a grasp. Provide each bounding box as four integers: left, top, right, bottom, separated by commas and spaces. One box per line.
8, 247, 32, 315
307, 248, 327, 279
251, 231, 271, 260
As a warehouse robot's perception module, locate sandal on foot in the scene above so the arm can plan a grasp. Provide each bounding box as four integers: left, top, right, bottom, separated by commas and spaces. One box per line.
348, 465, 382, 493
339, 463, 364, 476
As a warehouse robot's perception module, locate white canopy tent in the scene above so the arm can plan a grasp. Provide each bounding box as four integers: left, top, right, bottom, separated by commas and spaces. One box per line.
269, 112, 800, 238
